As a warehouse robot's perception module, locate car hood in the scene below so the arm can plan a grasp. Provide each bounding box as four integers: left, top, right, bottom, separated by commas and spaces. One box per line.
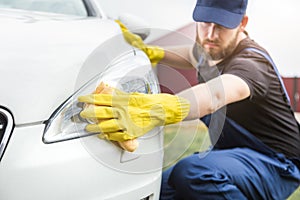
0, 9, 126, 124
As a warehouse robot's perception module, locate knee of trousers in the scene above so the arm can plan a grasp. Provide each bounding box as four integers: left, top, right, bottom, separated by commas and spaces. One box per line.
169, 155, 229, 188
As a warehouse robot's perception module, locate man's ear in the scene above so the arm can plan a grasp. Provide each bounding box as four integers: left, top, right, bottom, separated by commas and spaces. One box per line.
240, 15, 248, 32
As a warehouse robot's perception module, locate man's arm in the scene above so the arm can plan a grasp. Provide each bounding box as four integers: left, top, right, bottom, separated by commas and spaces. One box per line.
77, 74, 249, 146
160, 45, 197, 69
115, 20, 196, 69
178, 74, 251, 120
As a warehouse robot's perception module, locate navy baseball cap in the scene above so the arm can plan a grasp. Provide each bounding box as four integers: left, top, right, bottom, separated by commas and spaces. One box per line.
193, 0, 248, 29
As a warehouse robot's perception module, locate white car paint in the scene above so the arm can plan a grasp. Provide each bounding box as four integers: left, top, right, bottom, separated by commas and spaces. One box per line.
0, 2, 163, 199
0, 9, 119, 124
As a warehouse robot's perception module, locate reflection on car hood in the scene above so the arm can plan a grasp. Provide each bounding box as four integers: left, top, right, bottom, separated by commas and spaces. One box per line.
0, 8, 126, 124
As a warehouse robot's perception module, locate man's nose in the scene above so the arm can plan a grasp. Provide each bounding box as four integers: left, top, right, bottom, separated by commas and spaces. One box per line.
207, 24, 219, 40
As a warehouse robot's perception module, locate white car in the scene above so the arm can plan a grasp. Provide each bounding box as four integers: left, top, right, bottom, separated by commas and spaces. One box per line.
0, 0, 163, 199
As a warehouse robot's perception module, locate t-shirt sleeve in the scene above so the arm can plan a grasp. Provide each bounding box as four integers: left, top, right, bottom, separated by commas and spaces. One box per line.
223, 58, 271, 101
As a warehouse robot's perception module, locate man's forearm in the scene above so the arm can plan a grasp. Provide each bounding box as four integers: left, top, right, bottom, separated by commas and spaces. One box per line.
159, 45, 197, 69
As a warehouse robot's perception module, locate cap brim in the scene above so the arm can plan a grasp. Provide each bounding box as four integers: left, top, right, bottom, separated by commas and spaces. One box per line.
193, 6, 243, 29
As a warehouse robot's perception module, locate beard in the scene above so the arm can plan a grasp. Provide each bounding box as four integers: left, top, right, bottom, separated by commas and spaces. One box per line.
196, 31, 239, 61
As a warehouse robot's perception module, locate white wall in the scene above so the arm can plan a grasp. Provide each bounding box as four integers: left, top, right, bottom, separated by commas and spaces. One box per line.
97, 0, 195, 30
247, 0, 300, 76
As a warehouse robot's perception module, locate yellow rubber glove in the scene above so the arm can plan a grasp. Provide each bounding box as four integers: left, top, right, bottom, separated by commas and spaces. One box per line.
115, 19, 165, 66
78, 85, 190, 142
89, 82, 139, 152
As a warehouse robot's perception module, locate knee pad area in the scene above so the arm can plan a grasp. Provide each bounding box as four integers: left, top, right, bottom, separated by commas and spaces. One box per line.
169, 155, 229, 187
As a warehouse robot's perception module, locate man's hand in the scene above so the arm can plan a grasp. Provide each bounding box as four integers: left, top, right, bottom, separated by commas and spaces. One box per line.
78, 83, 190, 142
84, 82, 138, 152
115, 20, 165, 66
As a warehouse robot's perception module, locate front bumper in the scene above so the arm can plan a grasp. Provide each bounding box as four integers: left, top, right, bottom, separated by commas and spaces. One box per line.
0, 124, 162, 200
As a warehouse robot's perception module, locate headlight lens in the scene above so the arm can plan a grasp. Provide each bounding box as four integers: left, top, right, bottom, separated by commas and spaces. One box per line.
43, 51, 159, 143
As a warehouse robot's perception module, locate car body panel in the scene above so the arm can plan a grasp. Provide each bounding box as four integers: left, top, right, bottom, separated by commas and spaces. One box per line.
0, 9, 125, 124
0, 2, 163, 200
0, 125, 162, 200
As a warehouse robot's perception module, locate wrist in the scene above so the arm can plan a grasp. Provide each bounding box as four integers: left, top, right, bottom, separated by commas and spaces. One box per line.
145, 45, 165, 66
149, 94, 190, 125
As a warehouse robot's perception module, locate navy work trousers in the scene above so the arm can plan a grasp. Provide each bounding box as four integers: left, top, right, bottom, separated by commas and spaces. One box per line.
160, 116, 300, 199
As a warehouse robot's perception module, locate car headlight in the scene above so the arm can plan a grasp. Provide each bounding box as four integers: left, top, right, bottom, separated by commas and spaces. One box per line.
43, 50, 159, 144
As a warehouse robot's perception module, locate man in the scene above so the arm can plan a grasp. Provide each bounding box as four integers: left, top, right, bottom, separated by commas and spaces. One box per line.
79, 0, 300, 199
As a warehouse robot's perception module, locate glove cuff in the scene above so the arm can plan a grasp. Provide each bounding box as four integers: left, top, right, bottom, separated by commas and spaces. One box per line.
164, 95, 190, 125
146, 46, 165, 66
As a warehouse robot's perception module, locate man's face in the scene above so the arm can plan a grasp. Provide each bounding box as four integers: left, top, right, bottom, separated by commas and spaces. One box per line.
196, 22, 240, 61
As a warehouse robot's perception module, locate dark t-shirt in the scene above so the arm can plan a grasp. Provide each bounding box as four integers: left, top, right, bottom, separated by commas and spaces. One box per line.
196, 37, 300, 158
